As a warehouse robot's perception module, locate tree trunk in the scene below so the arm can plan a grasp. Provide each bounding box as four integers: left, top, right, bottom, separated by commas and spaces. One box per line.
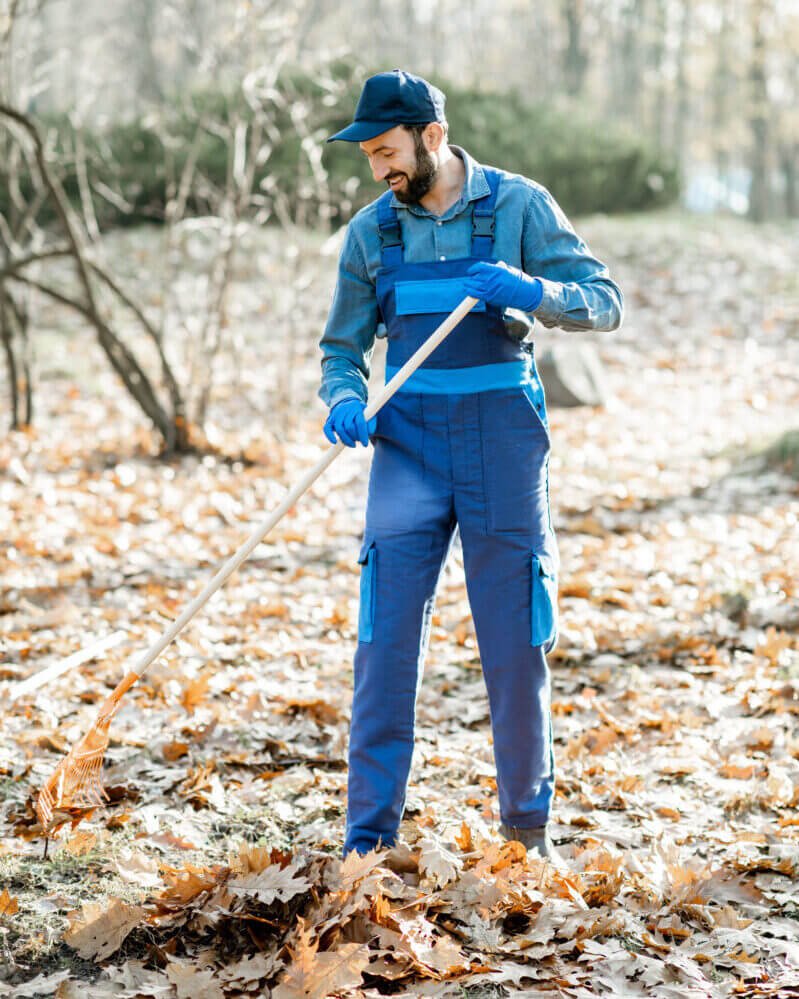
712, 0, 734, 192
561, 0, 589, 98
647, 0, 668, 152
672, 0, 692, 174
747, 0, 771, 222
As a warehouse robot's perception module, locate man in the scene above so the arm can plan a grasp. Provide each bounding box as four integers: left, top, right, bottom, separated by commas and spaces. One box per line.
319, 69, 623, 860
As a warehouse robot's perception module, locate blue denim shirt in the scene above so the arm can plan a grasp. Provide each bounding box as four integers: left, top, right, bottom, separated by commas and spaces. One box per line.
318, 144, 624, 409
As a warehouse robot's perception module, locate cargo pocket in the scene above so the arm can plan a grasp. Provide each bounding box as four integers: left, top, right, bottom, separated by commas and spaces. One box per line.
357, 539, 376, 643
530, 552, 558, 650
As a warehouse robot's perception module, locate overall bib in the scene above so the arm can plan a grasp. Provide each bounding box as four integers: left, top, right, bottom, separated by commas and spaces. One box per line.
345, 167, 559, 855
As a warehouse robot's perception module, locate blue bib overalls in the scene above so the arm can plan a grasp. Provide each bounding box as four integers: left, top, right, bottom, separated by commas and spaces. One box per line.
345, 167, 560, 855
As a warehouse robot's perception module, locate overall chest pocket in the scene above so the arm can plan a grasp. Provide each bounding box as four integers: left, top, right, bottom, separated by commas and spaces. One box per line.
394, 278, 488, 316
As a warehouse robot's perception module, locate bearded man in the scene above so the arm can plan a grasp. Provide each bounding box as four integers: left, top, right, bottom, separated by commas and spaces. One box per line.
319, 69, 623, 860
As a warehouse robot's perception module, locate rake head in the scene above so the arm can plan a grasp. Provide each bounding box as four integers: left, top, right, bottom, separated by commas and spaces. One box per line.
36, 671, 139, 836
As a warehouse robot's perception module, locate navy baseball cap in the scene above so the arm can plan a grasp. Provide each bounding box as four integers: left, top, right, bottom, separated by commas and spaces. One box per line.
327, 69, 446, 143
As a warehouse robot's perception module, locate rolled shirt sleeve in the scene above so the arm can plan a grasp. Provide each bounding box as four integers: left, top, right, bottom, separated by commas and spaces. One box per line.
522, 186, 624, 332
318, 221, 379, 409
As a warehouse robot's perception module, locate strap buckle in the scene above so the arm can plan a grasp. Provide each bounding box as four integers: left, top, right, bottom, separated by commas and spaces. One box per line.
379, 223, 403, 250
472, 213, 495, 239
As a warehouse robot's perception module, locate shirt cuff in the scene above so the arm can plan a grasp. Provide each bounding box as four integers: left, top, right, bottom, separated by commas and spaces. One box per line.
326, 388, 366, 410
528, 276, 564, 323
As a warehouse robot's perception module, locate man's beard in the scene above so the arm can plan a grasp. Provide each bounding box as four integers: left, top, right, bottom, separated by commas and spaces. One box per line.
389, 132, 438, 204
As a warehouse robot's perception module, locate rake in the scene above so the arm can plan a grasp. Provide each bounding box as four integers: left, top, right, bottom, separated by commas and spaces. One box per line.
35, 296, 479, 839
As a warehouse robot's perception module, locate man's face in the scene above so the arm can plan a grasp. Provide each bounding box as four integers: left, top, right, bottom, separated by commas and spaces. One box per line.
358, 125, 439, 204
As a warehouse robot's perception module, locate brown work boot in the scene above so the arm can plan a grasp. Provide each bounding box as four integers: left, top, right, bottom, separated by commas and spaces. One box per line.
499, 823, 568, 870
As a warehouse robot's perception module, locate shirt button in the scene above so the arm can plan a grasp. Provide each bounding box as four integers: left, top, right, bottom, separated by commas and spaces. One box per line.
436, 221, 442, 226
439, 255, 446, 261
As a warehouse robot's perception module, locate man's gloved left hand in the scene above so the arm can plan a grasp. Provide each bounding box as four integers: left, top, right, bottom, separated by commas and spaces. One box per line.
463, 260, 544, 312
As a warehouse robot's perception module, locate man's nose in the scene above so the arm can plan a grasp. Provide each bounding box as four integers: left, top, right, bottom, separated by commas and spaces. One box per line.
373, 162, 390, 182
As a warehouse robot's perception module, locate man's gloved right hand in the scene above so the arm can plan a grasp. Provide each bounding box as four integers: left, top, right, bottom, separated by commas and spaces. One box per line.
323, 399, 377, 448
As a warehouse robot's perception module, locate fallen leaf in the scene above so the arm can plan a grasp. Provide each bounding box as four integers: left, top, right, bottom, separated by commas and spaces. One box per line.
0, 888, 19, 917
64, 898, 145, 961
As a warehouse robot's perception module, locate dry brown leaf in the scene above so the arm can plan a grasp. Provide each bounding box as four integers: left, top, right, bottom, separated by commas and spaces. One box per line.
755, 626, 793, 664
454, 822, 473, 852
64, 898, 145, 961
277, 698, 342, 725
166, 960, 225, 999
333, 845, 386, 891
112, 847, 161, 888
63, 830, 97, 856
418, 835, 462, 888
746, 725, 775, 751
229, 861, 312, 905
156, 864, 227, 910
719, 761, 757, 780
162, 740, 191, 761
0, 888, 19, 918
272, 918, 370, 999
180, 673, 211, 714
232, 842, 293, 876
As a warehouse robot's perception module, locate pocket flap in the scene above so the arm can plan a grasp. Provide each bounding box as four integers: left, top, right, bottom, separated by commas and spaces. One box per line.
357, 538, 375, 564
395, 278, 487, 316
534, 552, 557, 579
531, 552, 558, 650
357, 539, 376, 644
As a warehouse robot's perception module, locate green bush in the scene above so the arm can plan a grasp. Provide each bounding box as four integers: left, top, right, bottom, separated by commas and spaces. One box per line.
1, 61, 678, 234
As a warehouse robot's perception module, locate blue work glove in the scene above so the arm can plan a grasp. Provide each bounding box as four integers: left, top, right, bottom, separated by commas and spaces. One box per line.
323, 399, 377, 448
463, 260, 544, 312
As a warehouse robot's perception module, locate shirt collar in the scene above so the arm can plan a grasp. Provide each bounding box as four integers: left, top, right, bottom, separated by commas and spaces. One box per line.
389, 144, 490, 218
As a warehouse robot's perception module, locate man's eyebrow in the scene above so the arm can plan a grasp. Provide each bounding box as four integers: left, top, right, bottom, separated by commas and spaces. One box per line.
360, 145, 393, 154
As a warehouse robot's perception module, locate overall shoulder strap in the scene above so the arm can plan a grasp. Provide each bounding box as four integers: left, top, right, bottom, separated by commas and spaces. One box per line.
471, 166, 502, 258
376, 191, 403, 267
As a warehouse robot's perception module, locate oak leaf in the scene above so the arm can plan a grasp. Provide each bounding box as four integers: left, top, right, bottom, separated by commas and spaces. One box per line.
229, 861, 312, 905
272, 917, 370, 999
64, 898, 145, 961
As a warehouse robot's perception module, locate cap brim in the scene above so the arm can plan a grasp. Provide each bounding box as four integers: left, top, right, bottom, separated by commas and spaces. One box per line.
326, 120, 398, 143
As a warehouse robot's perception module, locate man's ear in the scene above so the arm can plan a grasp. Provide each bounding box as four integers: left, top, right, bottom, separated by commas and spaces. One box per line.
424, 122, 446, 152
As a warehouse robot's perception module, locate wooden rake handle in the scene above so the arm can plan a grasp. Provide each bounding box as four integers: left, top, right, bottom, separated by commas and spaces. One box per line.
130, 295, 479, 682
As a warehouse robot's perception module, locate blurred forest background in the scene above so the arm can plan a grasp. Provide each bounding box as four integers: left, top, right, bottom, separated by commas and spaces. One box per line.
0, 0, 797, 443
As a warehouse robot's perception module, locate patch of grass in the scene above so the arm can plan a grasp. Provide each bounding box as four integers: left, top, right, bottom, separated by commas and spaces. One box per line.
0, 835, 148, 987
757, 429, 799, 477
719, 428, 799, 479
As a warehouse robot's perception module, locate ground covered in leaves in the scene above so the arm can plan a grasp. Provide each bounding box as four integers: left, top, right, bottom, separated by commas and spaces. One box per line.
1, 211, 799, 997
